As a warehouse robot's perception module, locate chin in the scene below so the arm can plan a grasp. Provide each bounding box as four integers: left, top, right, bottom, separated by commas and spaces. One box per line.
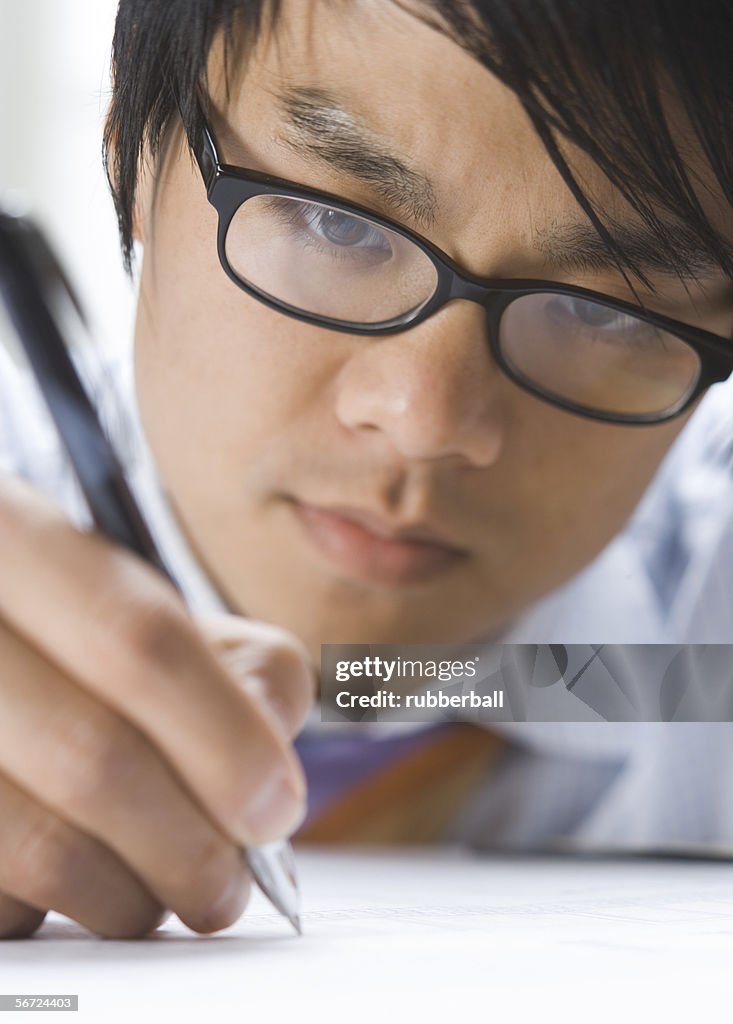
256, 595, 492, 660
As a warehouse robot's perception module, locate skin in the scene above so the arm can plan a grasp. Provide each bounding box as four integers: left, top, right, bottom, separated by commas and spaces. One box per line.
1, 0, 731, 941
0, 473, 313, 938
133, 0, 733, 658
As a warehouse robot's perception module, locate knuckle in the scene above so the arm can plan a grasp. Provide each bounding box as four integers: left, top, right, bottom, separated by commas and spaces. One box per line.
110, 593, 191, 678
0, 893, 46, 940
0, 786, 165, 941
260, 635, 316, 732
54, 712, 143, 817
213, 622, 316, 731
92, 902, 168, 940
0, 919, 44, 940
255, 629, 316, 697
6, 813, 80, 909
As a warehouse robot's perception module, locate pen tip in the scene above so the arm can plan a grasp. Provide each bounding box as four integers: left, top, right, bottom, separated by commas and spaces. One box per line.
292, 913, 303, 936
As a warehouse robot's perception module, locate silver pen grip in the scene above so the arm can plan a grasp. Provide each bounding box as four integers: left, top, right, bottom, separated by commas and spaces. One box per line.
244, 839, 301, 934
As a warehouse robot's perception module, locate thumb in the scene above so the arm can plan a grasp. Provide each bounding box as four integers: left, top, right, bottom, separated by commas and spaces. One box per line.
196, 612, 316, 739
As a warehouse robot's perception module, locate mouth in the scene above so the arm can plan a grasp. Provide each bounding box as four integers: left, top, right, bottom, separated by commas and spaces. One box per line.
288, 499, 468, 585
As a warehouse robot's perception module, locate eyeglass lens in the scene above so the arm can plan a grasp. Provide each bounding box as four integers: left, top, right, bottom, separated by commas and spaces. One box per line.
500, 294, 701, 417
225, 194, 438, 324
224, 193, 702, 418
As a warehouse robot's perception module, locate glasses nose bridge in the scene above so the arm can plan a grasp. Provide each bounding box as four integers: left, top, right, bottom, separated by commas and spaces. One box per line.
445, 267, 502, 311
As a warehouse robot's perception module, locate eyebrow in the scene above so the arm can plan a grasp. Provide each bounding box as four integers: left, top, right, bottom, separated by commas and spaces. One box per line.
270, 85, 729, 288
274, 85, 438, 229
535, 219, 732, 285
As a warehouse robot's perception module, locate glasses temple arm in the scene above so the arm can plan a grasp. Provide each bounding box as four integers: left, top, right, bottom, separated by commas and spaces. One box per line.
177, 95, 221, 193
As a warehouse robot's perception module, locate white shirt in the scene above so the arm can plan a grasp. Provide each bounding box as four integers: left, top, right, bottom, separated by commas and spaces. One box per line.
2, 329, 733, 852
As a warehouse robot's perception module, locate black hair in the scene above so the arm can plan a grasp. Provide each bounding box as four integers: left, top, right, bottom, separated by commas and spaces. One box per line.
104, 0, 733, 288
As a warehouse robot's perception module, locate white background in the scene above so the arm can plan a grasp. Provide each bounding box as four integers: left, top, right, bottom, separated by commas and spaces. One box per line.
0, 0, 135, 354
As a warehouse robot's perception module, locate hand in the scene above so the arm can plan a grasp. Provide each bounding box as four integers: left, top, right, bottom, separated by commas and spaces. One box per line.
0, 476, 314, 939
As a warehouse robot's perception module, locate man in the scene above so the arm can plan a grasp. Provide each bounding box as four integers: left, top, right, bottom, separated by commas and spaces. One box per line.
0, 0, 732, 938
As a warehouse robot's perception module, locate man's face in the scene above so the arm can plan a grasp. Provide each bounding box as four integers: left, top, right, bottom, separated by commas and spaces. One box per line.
132, 0, 733, 657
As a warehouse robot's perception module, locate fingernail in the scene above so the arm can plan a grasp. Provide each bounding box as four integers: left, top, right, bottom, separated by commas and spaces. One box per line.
241, 770, 306, 844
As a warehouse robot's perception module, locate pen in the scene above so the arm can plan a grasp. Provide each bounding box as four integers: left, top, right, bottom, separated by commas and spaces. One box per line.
0, 206, 301, 935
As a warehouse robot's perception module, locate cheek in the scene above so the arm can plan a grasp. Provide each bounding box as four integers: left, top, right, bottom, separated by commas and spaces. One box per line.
462, 396, 690, 619
135, 287, 347, 499
505, 396, 690, 541
133, 158, 347, 487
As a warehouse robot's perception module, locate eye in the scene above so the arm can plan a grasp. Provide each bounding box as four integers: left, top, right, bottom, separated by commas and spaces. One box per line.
553, 296, 638, 330
539, 293, 672, 353
316, 210, 375, 246
300, 205, 392, 256
546, 295, 660, 338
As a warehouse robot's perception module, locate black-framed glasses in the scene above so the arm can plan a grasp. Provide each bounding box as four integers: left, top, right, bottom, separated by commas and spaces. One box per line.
188, 102, 733, 425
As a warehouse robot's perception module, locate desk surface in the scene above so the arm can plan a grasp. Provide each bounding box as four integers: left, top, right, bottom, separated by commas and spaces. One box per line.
2, 846, 732, 1021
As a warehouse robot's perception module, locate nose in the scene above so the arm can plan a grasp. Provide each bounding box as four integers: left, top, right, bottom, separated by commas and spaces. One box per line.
334, 302, 505, 466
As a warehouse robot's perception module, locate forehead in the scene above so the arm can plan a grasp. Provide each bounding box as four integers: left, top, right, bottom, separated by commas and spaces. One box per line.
204, 0, 733, 292
211, 0, 581, 221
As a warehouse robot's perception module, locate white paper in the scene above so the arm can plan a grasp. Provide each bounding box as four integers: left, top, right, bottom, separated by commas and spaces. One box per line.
2, 847, 732, 1022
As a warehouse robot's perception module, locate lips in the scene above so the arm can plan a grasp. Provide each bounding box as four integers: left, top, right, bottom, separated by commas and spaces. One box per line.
290, 500, 466, 585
